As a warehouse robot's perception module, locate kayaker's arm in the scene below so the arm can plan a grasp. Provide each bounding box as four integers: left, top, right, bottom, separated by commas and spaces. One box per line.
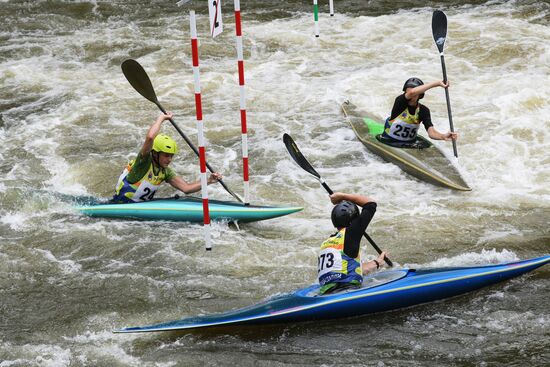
362, 251, 389, 274
329, 192, 373, 207
342, 201, 377, 258
405, 80, 449, 100
344, 202, 389, 273
427, 126, 459, 141
140, 112, 174, 156
167, 173, 222, 195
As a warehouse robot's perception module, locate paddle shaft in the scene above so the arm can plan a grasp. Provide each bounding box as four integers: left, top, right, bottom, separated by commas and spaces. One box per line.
155, 102, 244, 203
432, 10, 458, 158
438, 54, 458, 158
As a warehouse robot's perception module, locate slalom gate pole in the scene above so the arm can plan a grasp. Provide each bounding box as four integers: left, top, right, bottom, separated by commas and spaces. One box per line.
329, 0, 334, 16
190, 10, 212, 251
313, 0, 319, 37
233, 0, 250, 205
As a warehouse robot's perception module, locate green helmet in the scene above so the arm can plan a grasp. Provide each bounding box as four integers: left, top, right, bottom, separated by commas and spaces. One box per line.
152, 134, 178, 154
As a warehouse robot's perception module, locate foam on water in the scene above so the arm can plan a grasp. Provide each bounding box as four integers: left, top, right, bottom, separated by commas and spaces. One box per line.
0, 0, 546, 266
0, 1, 549, 366
413, 248, 520, 268
3, 5, 546, 221
33, 248, 82, 274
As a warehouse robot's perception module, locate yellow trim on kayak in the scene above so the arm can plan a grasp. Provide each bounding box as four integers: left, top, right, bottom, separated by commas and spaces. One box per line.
342, 104, 470, 191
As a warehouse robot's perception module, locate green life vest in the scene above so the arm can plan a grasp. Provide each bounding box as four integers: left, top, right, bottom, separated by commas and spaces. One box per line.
113, 159, 168, 202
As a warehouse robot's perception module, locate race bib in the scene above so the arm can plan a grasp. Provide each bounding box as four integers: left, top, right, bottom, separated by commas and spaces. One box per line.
133, 180, 159, 202
317, 248, 343, 278
388, 120, 420, 141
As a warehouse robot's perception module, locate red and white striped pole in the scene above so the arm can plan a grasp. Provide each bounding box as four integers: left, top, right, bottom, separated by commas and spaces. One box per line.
190, 10, 212, 250
233, 0, 250, 205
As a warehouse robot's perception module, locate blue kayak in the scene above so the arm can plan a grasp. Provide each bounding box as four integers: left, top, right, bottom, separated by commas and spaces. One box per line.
115, 255, 550, 333
76, 196, 303, 223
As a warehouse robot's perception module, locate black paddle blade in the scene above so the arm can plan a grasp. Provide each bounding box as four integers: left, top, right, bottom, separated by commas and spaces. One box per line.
283, 133, 321, 179
432, 10, 448, 53
121, 59, 160, 105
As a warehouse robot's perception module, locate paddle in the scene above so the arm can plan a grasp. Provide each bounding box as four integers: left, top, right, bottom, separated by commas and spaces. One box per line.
121, 59, 244, 203
432, 10, 458, 158
283, 133, 393, 267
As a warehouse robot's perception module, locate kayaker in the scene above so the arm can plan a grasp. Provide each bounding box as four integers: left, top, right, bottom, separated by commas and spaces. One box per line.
111, 112, 222, 203
380, 78, 458, 144
318, 192, 388, 295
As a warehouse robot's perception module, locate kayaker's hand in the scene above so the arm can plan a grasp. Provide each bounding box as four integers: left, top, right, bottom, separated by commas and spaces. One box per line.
207, 172, 222, 184
329, 192, 346, 204
160, 111, 174, 121
444, 131, 458, 141
439, 80, 449, 89
377, 251, 389, 267
363, 251, 389, 274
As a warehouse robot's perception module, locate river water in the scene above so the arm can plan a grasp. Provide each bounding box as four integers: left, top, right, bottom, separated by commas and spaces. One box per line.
1, 0, 549, 366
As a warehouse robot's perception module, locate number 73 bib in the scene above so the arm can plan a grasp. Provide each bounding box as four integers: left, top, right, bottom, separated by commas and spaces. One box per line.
318, 248, 343, 277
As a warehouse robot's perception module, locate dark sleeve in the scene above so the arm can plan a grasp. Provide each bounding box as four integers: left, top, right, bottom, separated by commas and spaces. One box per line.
389, 94, 409, 120
343, 202, 377, 258
419, 104, 433, 130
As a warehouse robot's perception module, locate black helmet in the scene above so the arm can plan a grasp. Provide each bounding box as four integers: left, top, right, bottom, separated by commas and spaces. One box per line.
403, 77, 424, 99
331, 201, 359, 228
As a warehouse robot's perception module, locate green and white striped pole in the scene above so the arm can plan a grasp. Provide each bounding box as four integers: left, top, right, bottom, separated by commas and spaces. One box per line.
313, 0, 319, 37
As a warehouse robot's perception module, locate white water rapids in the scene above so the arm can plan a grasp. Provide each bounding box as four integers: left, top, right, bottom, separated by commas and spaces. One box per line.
0, 1, 548, 366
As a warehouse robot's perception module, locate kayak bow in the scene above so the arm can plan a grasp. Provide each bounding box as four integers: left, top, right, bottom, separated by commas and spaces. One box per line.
115, 255, 549, 333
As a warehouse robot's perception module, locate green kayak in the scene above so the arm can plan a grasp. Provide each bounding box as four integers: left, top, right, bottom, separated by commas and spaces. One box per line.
75, 196, 303, 223
341, 101, 470, 191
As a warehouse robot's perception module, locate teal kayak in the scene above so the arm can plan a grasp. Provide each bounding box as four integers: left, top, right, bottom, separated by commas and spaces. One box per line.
76, 196, 303, 223
116, 255, 549, 333
342, 101, 470, 191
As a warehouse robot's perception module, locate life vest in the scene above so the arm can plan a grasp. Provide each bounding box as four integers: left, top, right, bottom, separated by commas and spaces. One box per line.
382, 105, 421, 141
318, 228, 362, 294
112, 158, 167, 203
